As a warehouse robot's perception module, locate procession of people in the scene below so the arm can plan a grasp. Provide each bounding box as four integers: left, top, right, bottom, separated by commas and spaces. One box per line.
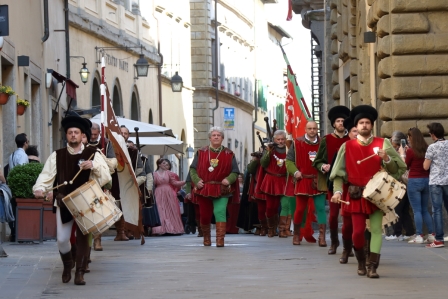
26, 102, 446, 287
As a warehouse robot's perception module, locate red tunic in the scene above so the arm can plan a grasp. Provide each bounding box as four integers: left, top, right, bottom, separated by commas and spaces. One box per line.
248, 163, 259, 202
344, 137, 384, 215
193, 146, 240, 203
294, 136, 324, 196
260, 150, 288, 196
326, 134, 350, 163
253, 166, 266, 201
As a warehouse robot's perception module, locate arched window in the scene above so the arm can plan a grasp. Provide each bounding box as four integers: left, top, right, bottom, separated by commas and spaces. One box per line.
130, 92, 139, 120
91, 75, 101, 108
113, 81, 122, 116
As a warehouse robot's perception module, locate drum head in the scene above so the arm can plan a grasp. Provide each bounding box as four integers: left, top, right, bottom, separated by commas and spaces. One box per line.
363, 171, 387, 198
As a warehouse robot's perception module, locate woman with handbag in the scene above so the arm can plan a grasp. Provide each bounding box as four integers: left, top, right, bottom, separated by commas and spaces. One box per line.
151, 159, 186, 235
385, 131, 416, 241
403, 128, 434, 244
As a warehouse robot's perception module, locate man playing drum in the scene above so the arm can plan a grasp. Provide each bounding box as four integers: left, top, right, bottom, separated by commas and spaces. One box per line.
189, 126, 240, 247
329, 105, 406, 278
33, 115, 111, 285
312, 106, 350, 257
286, 121, 327, 246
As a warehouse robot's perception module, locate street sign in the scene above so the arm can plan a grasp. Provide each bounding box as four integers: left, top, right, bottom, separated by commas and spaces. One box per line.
223, 107, 235, 130
0, 5, 9, 37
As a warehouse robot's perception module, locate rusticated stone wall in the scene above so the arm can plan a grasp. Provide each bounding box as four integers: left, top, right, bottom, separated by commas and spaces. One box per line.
369, 0, 448, 136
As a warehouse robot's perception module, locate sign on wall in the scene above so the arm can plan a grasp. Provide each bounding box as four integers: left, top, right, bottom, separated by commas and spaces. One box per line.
223, 107, 235, 130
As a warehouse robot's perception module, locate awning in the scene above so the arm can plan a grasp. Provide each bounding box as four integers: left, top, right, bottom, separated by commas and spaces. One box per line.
127, 136, 184, 155
51, 70, 79, 100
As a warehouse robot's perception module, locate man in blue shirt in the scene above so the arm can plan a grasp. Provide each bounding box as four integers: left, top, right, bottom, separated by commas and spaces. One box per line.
8, 133, 29, 171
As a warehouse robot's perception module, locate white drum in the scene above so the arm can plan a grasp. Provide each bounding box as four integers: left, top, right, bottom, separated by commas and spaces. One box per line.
63, 180, 122, 236
366, 211, 399, 232
363, 171, 406, 214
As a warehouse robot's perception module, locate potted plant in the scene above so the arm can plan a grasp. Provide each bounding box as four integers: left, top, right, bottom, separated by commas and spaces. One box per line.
0, 85, 15, 105
7, 163, 46, 242
16, 98, 30, 115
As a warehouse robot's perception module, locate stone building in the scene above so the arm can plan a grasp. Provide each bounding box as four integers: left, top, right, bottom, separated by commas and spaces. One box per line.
0, 0, 66, 165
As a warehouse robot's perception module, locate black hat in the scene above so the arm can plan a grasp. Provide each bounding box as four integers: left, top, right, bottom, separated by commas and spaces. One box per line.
328, 106, 350, 127
61, 115, 91, 134
351, 105, 378, 126
343, 117, 355, 132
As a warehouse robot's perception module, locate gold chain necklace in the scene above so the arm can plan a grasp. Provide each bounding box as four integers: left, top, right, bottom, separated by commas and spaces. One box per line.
208, 145, 223, 172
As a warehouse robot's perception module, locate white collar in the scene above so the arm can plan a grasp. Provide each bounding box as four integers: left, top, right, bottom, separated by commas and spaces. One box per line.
305, 134, 318, 144
67, 143, 84, 154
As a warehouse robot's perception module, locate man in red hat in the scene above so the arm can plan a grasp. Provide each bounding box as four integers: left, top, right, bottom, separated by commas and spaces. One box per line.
313, 106, 350, 258
33, 115, 111, 285
330, 105, 406, 279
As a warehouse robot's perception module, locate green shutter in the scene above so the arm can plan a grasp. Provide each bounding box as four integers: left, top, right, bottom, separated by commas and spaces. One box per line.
276, 103, 285, 130
257, 81, 267, 112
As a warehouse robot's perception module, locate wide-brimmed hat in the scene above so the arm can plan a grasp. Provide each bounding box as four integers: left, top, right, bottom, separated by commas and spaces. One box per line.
343, 117, 355, 132
328, 106, 350, 127
351, 105, 378, 126
61, 115, 91, 134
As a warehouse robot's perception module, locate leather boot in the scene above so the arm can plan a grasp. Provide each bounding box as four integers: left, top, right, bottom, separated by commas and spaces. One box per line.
216, 222, 226, 247
253, 225, 261, 236
293, 224, 301, 245
259, 219, 268, 236
318, 224, 327, 247
74, 256, 87, 285
354, 248, 367, 276
328, 229, 339, 254
70, 244, 77, 269
285, 216, 292, 237
202, 224, 211, 246
93, 234, 103, 251
125, 230, 135, 240
367, 253, 380, 279
59, 251, 73, 283
364, 237, 371, 267
114, 217, 129, 241
267, 215, 278, 238
85, 247, 91, 273
339, 238, 353, 264
196, 219, 203, 237
278, 216, 288, 238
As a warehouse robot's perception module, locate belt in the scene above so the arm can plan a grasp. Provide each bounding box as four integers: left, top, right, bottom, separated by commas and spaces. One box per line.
265, 170, 286, 177
204, 181, 222, 184
302, 174, 316, 179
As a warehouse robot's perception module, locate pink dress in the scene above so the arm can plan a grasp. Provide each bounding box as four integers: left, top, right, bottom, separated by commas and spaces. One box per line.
151, 171, 185, 235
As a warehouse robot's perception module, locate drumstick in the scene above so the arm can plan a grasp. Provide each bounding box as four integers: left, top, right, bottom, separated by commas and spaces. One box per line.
356, 147, 392, 164
48, 181, 68, 191
338, 199, 350, 205
70, 153, 95, 184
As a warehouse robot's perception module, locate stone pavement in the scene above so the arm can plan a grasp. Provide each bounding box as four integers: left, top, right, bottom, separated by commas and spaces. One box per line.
0, 231, 448, 299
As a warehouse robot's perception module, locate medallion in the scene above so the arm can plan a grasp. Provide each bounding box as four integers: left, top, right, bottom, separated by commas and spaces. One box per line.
210, 158, 219, 167
277, 159, 284, 167
208, 166, 215, 172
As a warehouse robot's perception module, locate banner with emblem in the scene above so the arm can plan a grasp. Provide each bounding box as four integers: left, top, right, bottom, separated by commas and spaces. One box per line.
280, 44, 312, 139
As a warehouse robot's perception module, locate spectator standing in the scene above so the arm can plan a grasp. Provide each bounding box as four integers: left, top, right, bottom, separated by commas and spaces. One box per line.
404, 127, 434, 244
385, 131, 415, 241
424, 122, 448, 248
6, 133, 29, 242
25, 145, 40, 163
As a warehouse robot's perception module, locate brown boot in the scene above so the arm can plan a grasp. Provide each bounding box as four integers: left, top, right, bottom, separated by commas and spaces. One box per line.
259, 219, 268, 236
114, 217, 129, 241
285, 215, 292, 237
267, 215, 278, 238
74, 256, 87, 285
328, 229, 339, 254
293, 224, 301, 245
364, 237, 371, 267
196, 219, 203, 237
70, 244, 77, 269
59, 251, 73, 283
367, 253, 380, 278
85, 247, 91, 273
318, 224, 327, 247
202, 224, 211, 246
253, 225, 261, 236
93, 234, 103, 251
216, 222, 226, 247
278, 216, 288, 238
354, 248, 367, 276
339, 238, 353, 264
125, 230, 135, 240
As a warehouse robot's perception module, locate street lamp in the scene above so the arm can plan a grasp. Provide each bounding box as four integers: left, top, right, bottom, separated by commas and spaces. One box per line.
186, 145, 194, 159
79, 62, 90, 84
134, 54, 149, 78
70, 56, 90, 84
171, 71, 183, 92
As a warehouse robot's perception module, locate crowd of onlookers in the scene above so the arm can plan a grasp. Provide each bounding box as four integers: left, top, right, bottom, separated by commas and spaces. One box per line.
385, 123, 448, 248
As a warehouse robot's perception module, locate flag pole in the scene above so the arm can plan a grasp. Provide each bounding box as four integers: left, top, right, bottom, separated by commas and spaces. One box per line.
100, 56, 106, 154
